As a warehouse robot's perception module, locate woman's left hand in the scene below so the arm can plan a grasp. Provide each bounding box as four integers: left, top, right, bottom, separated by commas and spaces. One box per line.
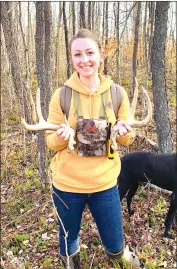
112, 120, 131, 136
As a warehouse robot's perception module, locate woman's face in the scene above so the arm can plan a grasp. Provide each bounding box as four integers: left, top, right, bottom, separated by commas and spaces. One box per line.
71, 38, 104, 78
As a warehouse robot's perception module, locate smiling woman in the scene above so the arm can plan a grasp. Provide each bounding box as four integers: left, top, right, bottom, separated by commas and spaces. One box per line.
70, 30, 104, 92
71, 38, 103, 80
45, 28, 140, 268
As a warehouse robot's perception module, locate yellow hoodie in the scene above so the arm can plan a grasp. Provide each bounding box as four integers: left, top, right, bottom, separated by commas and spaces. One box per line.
46, 72, 134, 193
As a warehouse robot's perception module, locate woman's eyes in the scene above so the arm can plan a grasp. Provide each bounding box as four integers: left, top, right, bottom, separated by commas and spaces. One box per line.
87, 51, 94, 55
74, 51, 94, 57
75, 53, 81, 57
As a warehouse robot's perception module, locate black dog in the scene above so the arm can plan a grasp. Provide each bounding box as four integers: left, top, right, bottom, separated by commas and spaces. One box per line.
118, 151, 177, 238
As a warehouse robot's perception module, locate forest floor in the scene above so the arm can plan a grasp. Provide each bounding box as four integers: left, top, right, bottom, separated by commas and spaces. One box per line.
1, 90, 177, 269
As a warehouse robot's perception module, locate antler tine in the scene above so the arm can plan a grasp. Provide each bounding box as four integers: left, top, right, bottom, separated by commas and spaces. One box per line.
64, 115, 76, 151
21, 118, 60, 131
110, 78, 152, 151
21, 88, 76, 151
127, 84, 152, 128
21, 88, 61, 131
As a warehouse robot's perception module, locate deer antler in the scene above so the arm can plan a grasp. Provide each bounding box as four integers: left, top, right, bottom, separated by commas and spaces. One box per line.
127, 77, 152, 127
111, 78, 152, 151
21, 88, 76, 151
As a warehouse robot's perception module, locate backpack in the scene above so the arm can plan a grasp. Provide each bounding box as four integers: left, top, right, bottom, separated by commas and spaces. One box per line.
60, 83, 122, 119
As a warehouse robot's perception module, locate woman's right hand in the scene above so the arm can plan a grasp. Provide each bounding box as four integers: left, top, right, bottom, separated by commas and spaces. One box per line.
56, 123, 75, 141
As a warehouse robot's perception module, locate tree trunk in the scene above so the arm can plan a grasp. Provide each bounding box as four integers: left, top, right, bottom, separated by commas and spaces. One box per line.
1, 2, 33, 123
131, 2, 141, 94
72, 2, 76, 35
80, 2, 86, 28
151, 1, 173, 153
44, 2, 52, 111
18, 2, 36, 123
148, 2, 156, 75
27, 2, 32, 76
103, 2, 108, 75
54, 2, 63, 88
18, 3, 28, 75
1, 29, 16, 114
115, 2, 120, 83
35, 2, 48, 187
142, 2, 148, 119
102, 2, 105, 41
63, 2, 71, 79
28, 2, 35, 73
92, 2, 95, 29
143, 2, 148, 67
88, 2, 92, 30
95, 2, 101, 34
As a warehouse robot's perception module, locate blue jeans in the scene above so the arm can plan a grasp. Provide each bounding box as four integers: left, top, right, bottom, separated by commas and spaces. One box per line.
52, 185, 124, 256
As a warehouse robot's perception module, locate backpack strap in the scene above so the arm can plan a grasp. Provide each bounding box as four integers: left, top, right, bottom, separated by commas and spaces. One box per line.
110, 83, 122, 117
60, 86, 72, 119
60, 83, 123, 119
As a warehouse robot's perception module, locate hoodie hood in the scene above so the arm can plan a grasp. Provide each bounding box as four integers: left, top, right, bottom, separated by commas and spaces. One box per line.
64, 71, 113, 95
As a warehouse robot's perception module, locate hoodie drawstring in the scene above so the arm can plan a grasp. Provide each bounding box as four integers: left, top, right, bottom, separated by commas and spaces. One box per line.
89, 93, 92, 119
92, 94, 96, 119
89, 92, 97, 119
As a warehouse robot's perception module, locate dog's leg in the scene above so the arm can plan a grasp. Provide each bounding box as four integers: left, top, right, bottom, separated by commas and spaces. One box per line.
164, 191, 177, 238
118, 177, 130, 202
126, 183, 139, 216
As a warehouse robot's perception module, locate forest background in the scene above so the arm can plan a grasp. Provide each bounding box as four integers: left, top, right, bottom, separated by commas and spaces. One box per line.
1, 2, 177, 269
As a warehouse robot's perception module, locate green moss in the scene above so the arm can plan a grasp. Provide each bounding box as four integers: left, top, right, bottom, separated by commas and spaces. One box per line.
39, 216, 47, 227
151, 196, 166, 214
145, 262, 159, 269
170, 94, 176, 107
24, 263, 30, 269
35, 236, 47, 250
33, 178, 42, 189
80, 248, 88, 261
6, 113, 20, 125
43, 256, 53, 268
3, 236, 10, 248
11, 246, 19, 255
23, 180, 32, 192
13, 233, 30, 244
24, 168, 35, 178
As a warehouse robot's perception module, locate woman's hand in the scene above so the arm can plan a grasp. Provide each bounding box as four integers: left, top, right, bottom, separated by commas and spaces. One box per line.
112, 120, 131, 136
56, 123, 75, 141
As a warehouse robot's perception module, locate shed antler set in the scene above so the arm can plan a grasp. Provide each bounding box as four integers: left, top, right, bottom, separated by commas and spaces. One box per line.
21, 78, 152, 151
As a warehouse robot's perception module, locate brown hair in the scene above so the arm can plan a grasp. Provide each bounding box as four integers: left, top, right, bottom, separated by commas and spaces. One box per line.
70, 28, 102, 51
70, 29, 103, 72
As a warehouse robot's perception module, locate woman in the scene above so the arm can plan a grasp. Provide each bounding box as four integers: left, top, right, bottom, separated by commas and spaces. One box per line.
46, 29, 139, 268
